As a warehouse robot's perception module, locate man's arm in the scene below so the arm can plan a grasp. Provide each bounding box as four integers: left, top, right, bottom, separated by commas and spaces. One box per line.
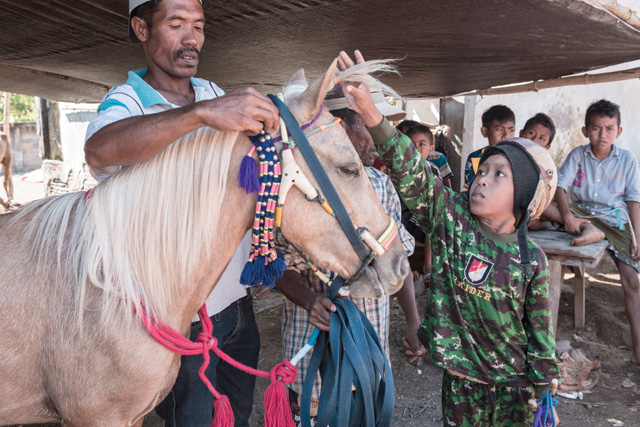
276, 270, 336, 332
85, 87, 279, 168
554, 187, 587, 235
395, 272, 425, 363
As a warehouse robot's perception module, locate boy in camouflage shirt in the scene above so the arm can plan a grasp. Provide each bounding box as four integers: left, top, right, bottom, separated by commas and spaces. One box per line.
337, 53, 559, 426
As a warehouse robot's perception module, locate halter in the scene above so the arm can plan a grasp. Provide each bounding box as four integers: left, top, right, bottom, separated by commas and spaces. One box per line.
237, 95, 398, 288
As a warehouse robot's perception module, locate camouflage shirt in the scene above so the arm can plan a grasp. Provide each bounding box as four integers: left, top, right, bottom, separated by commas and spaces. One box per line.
369, 118, 559, 390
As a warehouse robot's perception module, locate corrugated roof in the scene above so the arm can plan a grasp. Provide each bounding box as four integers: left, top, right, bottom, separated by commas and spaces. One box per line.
0, 0, 639, 102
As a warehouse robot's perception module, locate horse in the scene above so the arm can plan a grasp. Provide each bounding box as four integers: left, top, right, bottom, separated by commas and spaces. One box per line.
0, 58, 409, 426
0, 131, 13, 208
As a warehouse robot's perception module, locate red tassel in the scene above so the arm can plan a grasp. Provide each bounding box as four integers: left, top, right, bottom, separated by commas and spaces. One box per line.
264, 380, 295, 427
211, 395, 235, 427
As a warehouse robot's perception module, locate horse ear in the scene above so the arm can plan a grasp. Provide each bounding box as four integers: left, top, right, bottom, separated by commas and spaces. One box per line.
287, 68, 308, 89
298, 58, 338, 120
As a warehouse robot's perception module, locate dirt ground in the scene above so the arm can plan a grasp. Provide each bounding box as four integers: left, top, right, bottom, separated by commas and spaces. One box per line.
6, 171, 640, 427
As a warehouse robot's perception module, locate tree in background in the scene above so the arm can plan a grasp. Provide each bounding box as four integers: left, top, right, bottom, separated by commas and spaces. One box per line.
0, 93, 36, 123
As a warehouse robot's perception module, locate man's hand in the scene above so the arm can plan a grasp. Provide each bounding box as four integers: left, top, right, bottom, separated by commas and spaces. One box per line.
336, 50, 383, 128
563, 214, 588, 236
305, 293, 336, 331
403, 320, 426, 364
197, 87, 280, 135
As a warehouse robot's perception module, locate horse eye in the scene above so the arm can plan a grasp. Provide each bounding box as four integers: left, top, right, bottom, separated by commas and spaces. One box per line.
340, 166, 360, 177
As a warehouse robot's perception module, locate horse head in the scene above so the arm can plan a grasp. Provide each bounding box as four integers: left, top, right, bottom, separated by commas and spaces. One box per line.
277, 59, 410, 298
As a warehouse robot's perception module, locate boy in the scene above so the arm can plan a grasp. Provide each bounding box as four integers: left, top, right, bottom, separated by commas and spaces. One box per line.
556, 99, 640, 365
340, 67, 559, 425
406, 123, 453, 188
463, 105, 516, 190
520, 113, 556, 150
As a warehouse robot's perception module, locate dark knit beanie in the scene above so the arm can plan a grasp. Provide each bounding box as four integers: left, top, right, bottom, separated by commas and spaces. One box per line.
478, 141, 540, 229
476, 139, 541, 276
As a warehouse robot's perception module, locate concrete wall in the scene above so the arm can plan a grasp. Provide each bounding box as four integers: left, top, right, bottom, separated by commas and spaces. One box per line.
0, 122, 40, 172
465, 60, 640, 168
43, 102, 98, 195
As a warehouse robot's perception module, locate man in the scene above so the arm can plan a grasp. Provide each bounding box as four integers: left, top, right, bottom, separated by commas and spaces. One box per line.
84, 0, 276, 425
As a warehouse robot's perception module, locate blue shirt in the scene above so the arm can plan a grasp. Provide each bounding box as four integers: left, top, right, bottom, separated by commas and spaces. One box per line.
557, 144, 640, 225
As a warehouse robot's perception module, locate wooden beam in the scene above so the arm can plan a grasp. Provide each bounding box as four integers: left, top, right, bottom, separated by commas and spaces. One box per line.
457, 67, 640, 97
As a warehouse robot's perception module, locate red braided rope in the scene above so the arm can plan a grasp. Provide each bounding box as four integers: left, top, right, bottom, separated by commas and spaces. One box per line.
137, 304, 297, 398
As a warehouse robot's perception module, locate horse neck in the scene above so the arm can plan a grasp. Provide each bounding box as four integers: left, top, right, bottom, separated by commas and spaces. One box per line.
176, 134, 257, 328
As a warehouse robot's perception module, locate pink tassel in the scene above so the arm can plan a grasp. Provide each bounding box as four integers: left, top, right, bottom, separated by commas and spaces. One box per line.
264, 380, 295, 427
211, 395, 235, 427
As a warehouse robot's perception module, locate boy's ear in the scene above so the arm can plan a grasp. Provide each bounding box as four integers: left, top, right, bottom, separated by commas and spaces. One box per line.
581, 126, 588, 138
617, 126, 623, 138
481, 126, 489, 138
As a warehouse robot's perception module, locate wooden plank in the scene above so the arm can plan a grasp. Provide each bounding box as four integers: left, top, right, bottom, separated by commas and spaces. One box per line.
529, 230, 608, 261
573, 266, 586, 329
548, 260, 563, 338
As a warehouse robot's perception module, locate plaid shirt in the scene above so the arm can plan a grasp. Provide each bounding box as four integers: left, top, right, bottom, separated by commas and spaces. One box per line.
279, 167, 414, 398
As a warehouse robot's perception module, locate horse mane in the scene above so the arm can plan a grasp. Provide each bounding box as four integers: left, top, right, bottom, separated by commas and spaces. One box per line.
14, 127, 239, 326
282, 59, 401, 103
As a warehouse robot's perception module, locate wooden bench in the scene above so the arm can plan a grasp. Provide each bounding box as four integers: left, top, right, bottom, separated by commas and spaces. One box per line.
528, 229, 608, 335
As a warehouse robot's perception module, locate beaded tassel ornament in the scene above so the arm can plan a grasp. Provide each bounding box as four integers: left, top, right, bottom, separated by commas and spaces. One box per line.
238, 130, 286, 288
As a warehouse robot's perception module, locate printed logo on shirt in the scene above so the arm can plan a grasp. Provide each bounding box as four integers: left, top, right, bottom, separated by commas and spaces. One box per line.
464, 255, 494, 285
572, 168, 585, 188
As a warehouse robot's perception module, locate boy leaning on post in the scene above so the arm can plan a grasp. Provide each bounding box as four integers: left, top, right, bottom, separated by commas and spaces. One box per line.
336, 50, 560, 426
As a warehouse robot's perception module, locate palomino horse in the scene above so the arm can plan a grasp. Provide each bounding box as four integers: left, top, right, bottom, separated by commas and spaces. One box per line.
0, 132, 12, 208
0, 59, 409, 426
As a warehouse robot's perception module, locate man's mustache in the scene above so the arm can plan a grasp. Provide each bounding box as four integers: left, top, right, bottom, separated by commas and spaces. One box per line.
174, 47, 200, 61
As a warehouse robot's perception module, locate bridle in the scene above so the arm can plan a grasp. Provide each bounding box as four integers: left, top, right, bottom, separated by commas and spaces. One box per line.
266, 94, 398, 288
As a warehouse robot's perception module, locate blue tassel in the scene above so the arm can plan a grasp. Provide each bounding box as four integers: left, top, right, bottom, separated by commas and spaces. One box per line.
240, 260, 259, 286
238, 155, 260, 194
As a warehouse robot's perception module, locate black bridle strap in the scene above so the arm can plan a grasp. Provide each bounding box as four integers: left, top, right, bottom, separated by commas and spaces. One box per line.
268, 94, 371, 262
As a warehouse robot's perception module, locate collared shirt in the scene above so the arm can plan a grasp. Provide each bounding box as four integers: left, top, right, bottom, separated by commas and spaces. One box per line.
427, 151, 453, 181
558, 144, 640, 225
279, 166, 415, 398
85, 68, 224, 182
463, 146, 486, 190
84, 69, 243, 319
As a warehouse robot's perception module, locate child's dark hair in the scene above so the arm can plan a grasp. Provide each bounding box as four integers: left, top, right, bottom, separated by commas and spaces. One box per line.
481, 105, 515, 128
396, 120, 420, 134
523, 113, 556, 145
585, 99, 621, 128
406, 124, 434, 144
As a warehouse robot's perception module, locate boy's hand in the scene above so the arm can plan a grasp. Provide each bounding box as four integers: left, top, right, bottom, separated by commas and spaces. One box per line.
403, 320, 426, 364
337, 50, 384, 128
305, 293, 336, 331
563, 214, 588, 236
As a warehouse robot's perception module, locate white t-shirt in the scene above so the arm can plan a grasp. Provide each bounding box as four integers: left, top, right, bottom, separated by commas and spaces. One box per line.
85, 68, 247, 318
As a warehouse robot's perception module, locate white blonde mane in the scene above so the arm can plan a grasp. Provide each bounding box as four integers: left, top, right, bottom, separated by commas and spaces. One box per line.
282, 59, 401, 104
15, 127, 239, 325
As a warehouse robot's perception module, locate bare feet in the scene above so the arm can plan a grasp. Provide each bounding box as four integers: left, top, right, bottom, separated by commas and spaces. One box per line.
631, 350, 640, 366
570, 224, 605, 246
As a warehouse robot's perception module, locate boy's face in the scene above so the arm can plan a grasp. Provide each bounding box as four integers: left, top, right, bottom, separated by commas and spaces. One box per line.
481, 120, 516, 146
520, 123, 552, 149
469, 154, 516, 229
582, 115, 622, 152
410, 132, 434, 161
